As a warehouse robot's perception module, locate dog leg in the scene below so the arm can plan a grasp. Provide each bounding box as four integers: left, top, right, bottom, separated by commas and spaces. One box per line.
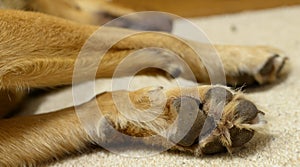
0, 85, 265, 166
1, 0, 173, 31
0, 10, 290, 90
112, 35, 290, 86
0, 106, 92, 166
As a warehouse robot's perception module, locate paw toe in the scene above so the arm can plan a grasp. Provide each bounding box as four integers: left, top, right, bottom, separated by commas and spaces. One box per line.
255, 52, 290, 84
169, 96, 206, 146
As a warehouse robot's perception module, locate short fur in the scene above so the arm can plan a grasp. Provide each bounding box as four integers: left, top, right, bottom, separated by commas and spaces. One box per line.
0, 1, 290, 166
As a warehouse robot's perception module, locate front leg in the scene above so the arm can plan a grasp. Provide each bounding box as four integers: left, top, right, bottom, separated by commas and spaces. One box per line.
0, 107, 92, 166
0, 85, 265, 166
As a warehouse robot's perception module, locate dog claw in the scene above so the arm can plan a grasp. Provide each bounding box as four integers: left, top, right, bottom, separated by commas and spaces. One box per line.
256, 52, 290, 84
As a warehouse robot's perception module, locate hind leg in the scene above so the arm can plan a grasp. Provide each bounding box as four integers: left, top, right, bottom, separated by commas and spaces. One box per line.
0, 10, 290, 90
215, 45, 290, 86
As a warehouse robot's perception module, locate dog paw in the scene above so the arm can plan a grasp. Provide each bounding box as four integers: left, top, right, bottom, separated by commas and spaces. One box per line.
167, 86, 266, 155
254, 52, 289, 84
92, 86, 265, 155
216, 45, 290, 86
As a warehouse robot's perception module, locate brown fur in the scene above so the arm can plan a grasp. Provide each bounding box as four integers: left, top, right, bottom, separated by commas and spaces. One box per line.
0, 0, 133, 25
0, 3, 290, 167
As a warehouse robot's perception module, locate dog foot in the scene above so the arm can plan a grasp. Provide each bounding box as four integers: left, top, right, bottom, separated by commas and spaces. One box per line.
216, 45, 290, 86
254, 52, 289, 84
167, 86, 265, 155
92, 86, 265, 155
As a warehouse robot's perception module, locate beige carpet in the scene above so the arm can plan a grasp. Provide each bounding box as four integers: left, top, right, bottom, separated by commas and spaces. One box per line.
21, 6, 300, 166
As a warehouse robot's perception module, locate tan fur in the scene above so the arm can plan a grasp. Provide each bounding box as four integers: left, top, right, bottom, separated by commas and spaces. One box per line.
0, 6, 290, 167
0, 11, 289, 88
0, 0, 133, 25
0, 85, 264, 166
